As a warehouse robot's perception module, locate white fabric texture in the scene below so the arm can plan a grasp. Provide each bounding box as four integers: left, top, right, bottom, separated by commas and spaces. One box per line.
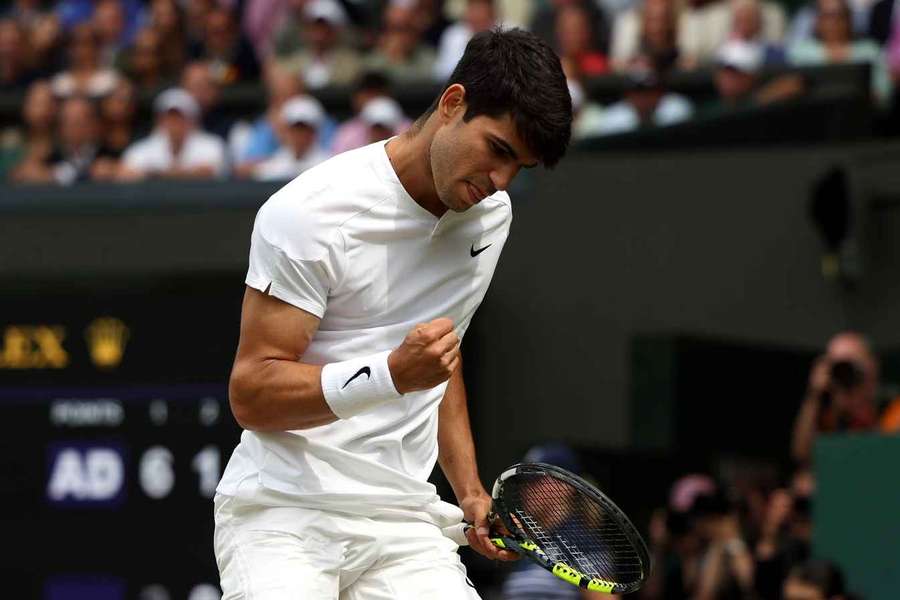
217, 140, 512, 525
214, 493, 482, 600
122, 129, 228, 177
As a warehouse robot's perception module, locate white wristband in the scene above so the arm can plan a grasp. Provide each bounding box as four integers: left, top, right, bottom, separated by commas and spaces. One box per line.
321, 350, 402, 419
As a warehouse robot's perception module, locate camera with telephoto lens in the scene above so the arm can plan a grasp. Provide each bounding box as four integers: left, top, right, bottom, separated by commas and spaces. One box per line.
829, 360, 864, 390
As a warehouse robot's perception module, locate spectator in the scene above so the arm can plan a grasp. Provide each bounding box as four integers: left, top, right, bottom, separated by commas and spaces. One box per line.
55, 0, 142, 38
691, 490, 756, 600
792, 331, 900, 464
181, 59, 232, 141
50, 22, 120, 99
677, 0, 734, 69
640, 474, 714, 600
7, 80, 57, 182
265, 0, 312, 59
788, 0, 892, 106
414, 0, 454, 48
3, 0, 47, 29
530, 0, 610, 62
363, 2, 436, 84
4, 79, 56, 181
147, 0, 187, 79
277, 0, 362, 89
92, 78, 140, 180
594, 67, 693, 135
433, 0, 496, 81
610, 0, 681, 73
331, 72, 412, 154
567, 78, 607, 139
122, 27, 173, 92
754, 471, 815, 600
358, 96, 409, 145
184, 0, 215, 48
233, 63, 304, 174
790, 0, 873, 46
679, 0, 785, 69
91, 0, 128, 68
500, 443, 613, 600
13, 96, 111, 184
245, 94, 330, 181
29, 13, 64, 74
705, 40, 804, 112
555, 4, 610, 79
188, 6, 260, 86
51, 96, 117, 184
0, 19, 39, 91
118, 87, 227, 181
782, 559, 848, 600
726, 0, 787, 66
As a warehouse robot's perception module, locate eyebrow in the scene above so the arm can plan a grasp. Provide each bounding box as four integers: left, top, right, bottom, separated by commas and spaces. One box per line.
489, 134, 540, 169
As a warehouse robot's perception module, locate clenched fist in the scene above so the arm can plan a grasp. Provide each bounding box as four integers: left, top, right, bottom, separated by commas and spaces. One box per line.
388, 318, 460, 394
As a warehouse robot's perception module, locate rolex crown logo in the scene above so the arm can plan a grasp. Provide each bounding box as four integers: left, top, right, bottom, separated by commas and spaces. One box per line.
85, 317, 129, 369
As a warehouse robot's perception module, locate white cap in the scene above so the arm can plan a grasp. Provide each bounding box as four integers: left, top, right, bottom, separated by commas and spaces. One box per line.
360, 97, 404, 129
305, 0, 347, 27
716, 40, 763, 74
281, 95, 326, 129
154, 87, 200, 120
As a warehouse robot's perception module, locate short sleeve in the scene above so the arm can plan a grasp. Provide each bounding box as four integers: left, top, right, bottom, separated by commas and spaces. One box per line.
245, 191, 345, 318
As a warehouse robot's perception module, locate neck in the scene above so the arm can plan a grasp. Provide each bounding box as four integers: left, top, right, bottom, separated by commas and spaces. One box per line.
384, 118, 445, 217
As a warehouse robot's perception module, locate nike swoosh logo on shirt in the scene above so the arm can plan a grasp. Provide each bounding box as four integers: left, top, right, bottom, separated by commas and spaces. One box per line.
470, 243, 492, 257
342, 366, 371, 389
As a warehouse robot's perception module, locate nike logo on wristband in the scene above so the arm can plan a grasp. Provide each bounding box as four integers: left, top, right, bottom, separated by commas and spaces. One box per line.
470, 243, 492, 257
342, 366, 372, 389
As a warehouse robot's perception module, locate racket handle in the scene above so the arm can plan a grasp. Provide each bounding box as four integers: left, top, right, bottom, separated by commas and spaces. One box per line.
441, 522, 471, 546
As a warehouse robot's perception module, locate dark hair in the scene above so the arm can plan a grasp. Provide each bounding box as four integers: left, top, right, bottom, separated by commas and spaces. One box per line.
789, 559, 846, 597
425, 28, 572, 168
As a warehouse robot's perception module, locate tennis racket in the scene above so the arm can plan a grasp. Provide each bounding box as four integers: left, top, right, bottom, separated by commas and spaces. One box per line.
442, 462, 651, 595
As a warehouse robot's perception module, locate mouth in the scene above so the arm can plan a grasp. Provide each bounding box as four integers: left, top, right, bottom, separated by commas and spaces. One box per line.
466, 181, 484, 204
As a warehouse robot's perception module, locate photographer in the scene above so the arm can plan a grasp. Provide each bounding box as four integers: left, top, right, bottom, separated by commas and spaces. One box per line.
791, 331, 896, 465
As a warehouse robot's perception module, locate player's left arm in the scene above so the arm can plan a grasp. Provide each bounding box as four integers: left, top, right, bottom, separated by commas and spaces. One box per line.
438, 360, 517, 561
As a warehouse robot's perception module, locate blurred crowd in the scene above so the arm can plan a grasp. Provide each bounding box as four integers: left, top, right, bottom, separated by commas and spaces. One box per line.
1, 0, 899, 184
503, 332, 899, 600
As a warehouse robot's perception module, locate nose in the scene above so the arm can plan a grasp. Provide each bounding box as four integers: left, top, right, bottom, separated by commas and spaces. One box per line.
489, 163, 519, 193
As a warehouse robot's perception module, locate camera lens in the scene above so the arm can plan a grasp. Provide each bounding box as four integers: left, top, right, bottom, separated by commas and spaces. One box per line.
830, 360, 863, 389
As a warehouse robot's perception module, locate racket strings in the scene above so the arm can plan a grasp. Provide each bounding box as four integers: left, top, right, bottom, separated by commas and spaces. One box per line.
504, 474, 645, 584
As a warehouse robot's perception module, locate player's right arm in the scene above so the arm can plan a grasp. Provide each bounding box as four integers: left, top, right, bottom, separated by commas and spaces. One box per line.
228, 285, 461, 432
228, 285, 335, 431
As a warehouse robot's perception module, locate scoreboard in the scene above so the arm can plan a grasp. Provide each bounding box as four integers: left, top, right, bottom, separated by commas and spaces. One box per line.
1, 276, 244, 599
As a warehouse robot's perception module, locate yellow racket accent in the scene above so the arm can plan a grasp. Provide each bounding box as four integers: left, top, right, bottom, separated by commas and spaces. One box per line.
491, 538, 506, 548
587, 579, 616, 593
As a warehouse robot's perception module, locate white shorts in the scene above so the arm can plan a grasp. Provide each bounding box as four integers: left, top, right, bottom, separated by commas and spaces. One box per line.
213, 494, 482, 600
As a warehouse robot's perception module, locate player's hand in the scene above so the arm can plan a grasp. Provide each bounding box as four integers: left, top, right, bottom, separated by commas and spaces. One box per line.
388, 318, 460, 394
461, 493, 519, 562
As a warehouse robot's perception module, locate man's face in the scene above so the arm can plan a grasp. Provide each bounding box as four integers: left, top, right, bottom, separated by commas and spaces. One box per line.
286, 123, 316, 156
160, 110, 191, 143
183, 64, 219, 111
60, 99, 97, 149
429, 95, 538, 213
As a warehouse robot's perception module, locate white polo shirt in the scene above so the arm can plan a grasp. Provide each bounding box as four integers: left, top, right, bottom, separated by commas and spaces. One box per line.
122, 129, 228, 177
217, 140, 512, 526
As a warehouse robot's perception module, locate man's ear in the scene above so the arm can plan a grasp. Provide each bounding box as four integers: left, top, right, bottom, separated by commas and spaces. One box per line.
438, 83, 467, 123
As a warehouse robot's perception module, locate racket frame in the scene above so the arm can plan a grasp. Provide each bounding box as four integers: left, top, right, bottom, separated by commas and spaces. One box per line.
489, 462, 652, 595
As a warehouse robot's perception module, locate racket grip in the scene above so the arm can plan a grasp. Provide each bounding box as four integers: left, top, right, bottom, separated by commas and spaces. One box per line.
441, 523, 471, 546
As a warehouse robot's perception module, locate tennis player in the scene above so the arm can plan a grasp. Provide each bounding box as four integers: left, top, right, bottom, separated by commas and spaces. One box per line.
215, 28, 573, 599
